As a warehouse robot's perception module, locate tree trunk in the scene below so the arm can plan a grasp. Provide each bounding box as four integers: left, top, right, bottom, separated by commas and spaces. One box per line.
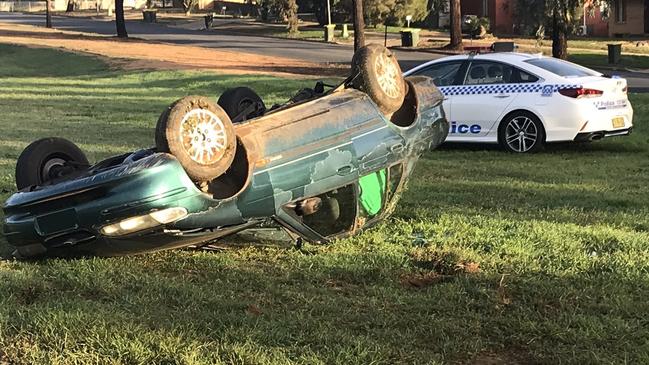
352, 0, 365, 51
115, 0, 128, 38
551, 10, 568, 59
45, 0, 52, 28
448, 0, 463, 50
286, 0, 299, 34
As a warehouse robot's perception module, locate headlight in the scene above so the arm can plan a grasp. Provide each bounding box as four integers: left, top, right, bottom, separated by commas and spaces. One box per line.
100, 207, 188, 236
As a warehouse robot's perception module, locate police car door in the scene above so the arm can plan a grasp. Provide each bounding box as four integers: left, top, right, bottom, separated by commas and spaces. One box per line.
410, 60, 466, 125
449, 61, 519, 141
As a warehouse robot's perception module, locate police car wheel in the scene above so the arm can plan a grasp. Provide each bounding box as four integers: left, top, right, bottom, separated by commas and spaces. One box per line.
156, 96, 237, 182
498, 111, 545, 153
351, 44, 406, 115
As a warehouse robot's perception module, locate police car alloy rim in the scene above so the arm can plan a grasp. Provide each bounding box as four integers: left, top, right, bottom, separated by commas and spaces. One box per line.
180, 109, 228, 165
374, 52, 401, 99
505, 116, 538, 153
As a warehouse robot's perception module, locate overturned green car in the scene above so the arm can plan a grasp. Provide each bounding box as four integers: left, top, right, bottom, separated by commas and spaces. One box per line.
3, 45, 448, 258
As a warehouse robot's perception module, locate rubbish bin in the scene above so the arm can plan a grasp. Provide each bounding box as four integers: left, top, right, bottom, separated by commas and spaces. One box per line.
142, 9, 157, 23
324, 24, 336, 42
608, 43, 622, 64
341, 23, 349, 39
400, 29, 420, 47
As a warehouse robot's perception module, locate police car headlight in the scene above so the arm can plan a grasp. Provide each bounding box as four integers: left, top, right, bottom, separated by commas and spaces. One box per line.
100, 207, 188, 236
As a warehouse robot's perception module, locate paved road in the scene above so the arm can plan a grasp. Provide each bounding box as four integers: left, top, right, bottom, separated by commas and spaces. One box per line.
2, 12, 649, 91
0, 12, 440, 71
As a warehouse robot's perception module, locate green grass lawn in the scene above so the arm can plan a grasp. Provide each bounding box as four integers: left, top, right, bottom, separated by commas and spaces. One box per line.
1, 43, 649, 364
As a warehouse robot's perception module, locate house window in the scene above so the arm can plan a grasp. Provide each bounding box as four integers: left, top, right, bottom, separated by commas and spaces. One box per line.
615, 0, 626, 23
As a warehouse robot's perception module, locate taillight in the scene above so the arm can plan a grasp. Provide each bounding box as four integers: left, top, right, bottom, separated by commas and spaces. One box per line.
559, 87, 603, 98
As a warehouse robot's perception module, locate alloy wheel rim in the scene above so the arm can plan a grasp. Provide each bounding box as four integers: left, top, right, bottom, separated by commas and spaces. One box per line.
505, 116, 538, 153
374, 52, 400, 99
180, 108, 228, 165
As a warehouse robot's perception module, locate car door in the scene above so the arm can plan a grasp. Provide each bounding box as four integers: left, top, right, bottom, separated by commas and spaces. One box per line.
449, 60, 523, 140
409, 60, 467, 124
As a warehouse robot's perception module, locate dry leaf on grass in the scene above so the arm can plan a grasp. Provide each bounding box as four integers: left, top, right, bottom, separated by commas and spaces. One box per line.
246, 304, 263, 316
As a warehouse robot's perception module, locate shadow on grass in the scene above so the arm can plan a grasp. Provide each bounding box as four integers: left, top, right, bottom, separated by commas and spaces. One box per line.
1, 248, 647, 363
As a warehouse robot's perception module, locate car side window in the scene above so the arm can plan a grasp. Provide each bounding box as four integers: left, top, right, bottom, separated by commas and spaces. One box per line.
465, 61, 539, 85
416, 61, 463, 86
516, 69, 539, 83
301, 184, 357, 237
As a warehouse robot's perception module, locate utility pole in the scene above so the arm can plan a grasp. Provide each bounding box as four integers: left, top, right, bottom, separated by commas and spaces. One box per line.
326, 0, 331, 25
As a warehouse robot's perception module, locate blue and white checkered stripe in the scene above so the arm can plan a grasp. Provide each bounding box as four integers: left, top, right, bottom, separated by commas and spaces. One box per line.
438, 84, 581, 96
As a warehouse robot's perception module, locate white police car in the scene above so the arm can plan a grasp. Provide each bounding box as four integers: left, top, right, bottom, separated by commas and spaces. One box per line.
405, 52, 633, 153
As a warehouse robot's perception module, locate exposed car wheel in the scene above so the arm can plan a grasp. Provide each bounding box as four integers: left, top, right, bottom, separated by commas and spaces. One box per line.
351, 44, 406, 115
15, 137, 89, 190
156, 96, 237, 182
498, 111, 545, 153
217, 87, 266, 123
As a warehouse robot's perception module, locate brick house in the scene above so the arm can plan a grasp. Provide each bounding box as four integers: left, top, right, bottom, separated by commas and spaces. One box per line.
460, 0, 515, 34
460, 0, 649, 37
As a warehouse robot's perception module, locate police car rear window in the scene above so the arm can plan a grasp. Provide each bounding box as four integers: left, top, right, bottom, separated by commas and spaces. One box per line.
524, 58, 599, 77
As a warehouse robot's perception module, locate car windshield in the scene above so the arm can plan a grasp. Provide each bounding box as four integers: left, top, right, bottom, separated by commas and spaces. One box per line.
524, 58, 600, 78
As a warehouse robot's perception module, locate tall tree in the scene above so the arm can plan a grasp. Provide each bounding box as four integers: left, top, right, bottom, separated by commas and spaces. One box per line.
448, 0, 462, 50
115, 0, 128, 38
352, 0, 365, 51
549, 0, 579, 59
45, 0, 52, 28
284, 0, 299, 34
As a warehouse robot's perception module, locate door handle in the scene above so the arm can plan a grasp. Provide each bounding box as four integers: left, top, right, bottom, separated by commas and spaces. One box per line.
390, 143, 405, 154
494, 94, 510, 98
336, 164, 354, 176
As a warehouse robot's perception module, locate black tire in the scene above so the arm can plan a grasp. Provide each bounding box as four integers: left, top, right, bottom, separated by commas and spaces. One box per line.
15, 137, 89, 190
217, 87, 266, 122
155, 96, 237, 182
498, 111, 545, 153
351, 44, 407, 115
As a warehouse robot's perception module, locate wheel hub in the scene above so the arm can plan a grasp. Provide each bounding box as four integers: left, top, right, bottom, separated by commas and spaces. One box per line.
374, 52, 401, 99
505, 117, 538, 153
180, 109, 228, 165
42, 157, 66, 180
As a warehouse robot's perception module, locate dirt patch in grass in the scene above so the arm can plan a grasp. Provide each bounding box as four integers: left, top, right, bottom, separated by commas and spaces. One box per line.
0, 23, 348, 78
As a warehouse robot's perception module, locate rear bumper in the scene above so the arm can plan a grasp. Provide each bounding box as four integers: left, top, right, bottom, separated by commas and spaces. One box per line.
574, 127, 633, 142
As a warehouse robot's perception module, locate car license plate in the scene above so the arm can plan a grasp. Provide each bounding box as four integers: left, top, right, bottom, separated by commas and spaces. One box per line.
612, 117, 625, 128
35, 208, 79, 235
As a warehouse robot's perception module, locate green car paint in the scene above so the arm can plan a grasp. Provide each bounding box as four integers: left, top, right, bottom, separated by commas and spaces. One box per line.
3, 76, 448, 258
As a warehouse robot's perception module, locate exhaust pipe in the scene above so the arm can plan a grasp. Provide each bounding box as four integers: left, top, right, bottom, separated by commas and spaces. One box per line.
588, 132, 604, 141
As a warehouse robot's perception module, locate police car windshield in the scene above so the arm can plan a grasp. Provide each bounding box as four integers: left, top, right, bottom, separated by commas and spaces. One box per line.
524, 58, 599, 78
